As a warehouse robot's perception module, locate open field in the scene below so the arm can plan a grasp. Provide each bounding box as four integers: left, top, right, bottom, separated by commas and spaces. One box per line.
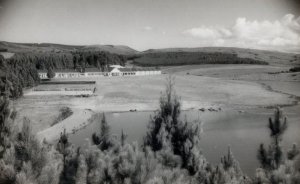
162, 64, 296, 80
163, 64, 300, 97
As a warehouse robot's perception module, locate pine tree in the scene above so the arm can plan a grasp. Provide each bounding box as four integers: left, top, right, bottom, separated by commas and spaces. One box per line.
221, 147, 235, 170
120, 129, 127, 147
57, 129, 80, 184
257, 107, 287, 170
92, 113, 114, 151
75, 153, 87, 184
254, 107, 300, 183
0, 96, 11, 158
46, 67, 55, 79
268, 107, 287, 146
287, 144, 299, 160
0, 95, 16, 184
57, 129, 70, 163
144, 76, 202, 174
144, 76, 181, 151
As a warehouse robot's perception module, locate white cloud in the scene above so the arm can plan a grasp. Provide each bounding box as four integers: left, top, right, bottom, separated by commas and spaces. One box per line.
183, 26, 232, 40
183, 14, 300, 52
143, 26, 153, 31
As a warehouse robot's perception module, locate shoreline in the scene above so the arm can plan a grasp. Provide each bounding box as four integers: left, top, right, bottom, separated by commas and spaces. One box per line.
36, 108, 94, 142
258, 81, 300, 108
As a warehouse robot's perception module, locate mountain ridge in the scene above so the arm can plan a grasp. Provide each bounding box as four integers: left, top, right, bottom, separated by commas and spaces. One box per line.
1, 41, 299, 66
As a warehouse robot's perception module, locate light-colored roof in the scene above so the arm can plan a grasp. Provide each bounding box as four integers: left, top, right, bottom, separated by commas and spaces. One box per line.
109, 67, 121, 73
109, 65, 125, 68
119, 67, 159, 72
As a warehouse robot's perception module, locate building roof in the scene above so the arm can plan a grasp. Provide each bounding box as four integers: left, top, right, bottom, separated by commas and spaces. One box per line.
108, 66, 160, 72
119, 67, 159, 72
108, 67, 121, 73
109, 65, 125, 68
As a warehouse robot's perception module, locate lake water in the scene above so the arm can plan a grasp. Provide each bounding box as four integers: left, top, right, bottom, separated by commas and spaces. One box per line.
69, 108, 300, 177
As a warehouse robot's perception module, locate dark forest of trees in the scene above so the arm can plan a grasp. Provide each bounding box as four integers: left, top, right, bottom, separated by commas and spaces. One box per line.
71, 51, 126, 71
0, 77, 299, 184
0, 54, 40, 98
133, 52, 268, 66
30, 51, 126, 71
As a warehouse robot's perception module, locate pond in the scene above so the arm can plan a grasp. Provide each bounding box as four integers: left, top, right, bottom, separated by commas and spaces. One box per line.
69, 107, 300, 177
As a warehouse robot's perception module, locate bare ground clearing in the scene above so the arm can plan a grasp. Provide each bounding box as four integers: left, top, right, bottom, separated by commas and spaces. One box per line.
36, 108, 93, 142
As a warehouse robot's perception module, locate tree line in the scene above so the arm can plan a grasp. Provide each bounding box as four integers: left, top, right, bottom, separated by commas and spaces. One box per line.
27, 51, 126, 71
0, 77, 299, 184
71, 51, 126, 71
0, 54, 40, 98
133, 52, 268, 66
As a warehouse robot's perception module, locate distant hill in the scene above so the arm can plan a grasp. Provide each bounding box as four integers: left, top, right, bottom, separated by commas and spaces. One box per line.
0, 41, 81, 53
0, 41, 138, 56
140, 47, 300, 66
1, 41, 299, 66
81, 45, 139, 55
134, 51, 268, 66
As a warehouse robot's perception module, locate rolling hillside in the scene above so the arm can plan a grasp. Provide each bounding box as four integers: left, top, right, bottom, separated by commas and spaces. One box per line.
1, 41, 299, 67
133, 51, 268, 66
138, 47, 300, 67
81, 45, 139, 55
0, 41, 138, 56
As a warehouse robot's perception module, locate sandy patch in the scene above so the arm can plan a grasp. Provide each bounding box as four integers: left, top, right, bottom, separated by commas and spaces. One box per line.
37, 108, 93, 142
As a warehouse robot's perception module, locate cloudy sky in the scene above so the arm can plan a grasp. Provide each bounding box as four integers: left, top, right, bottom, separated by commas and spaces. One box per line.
0, 0, 299, 52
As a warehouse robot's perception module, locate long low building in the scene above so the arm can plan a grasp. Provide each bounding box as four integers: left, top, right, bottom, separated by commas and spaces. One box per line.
115, 67, 161, 76
107, 66, 161, 76
38, 65, 161, 79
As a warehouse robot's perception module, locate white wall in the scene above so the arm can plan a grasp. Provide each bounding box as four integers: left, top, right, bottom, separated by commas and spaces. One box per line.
39, 73, 48, 79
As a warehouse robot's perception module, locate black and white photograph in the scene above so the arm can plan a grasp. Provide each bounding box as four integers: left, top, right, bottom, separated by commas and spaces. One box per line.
0, 0, 300, 183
